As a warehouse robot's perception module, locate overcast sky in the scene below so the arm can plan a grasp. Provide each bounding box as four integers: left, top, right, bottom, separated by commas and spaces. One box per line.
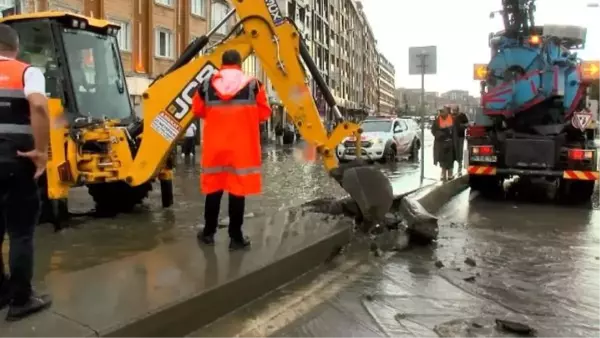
360, 0, 600, 95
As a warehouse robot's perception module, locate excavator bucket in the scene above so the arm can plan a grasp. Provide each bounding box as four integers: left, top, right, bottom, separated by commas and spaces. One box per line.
333, 161, 394, 225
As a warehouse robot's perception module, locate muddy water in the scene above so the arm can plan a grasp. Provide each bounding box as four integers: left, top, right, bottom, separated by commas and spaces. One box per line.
27, 140, 437, 279
432, 185, 600, 337
256, 182, 600, 337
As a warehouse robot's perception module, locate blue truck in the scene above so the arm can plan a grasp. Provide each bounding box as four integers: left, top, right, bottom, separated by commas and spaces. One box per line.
466, 0, 598, 203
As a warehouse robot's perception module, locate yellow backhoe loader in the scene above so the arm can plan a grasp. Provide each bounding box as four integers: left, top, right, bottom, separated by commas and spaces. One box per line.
0, 0, 394, 231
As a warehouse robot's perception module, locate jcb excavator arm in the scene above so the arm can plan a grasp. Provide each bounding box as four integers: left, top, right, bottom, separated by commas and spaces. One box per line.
129, 0, 393, 223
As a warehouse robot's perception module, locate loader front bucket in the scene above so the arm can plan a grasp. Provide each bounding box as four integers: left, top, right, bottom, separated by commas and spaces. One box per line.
331, 161, 394, 225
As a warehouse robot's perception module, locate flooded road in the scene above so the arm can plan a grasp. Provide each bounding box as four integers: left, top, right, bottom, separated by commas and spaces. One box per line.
19, 134, 437, 281
194, 180, 600, 337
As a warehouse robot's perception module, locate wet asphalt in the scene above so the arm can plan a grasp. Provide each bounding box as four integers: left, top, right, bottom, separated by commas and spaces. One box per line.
195, 176, 599, 337
14, 134, 436, 281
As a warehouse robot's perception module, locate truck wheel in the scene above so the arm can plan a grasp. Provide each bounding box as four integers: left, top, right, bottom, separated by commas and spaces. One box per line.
557, 179, 595, 204
468, 175, 502, 194
87, 181, 153, 217
408, 139, 420, 162
379, 145, 396, 164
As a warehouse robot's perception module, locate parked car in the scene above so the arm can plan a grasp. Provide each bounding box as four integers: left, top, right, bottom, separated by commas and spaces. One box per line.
337, 117, 421, 163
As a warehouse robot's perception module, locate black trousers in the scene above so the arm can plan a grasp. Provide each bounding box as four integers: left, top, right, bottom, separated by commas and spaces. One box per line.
183, 137, 196, 156
0, 163, 39, 305
203, 191, 245, 240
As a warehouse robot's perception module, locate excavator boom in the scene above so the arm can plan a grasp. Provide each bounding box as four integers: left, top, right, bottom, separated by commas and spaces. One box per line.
131, 0, 393, 223
0, 0, 393, 226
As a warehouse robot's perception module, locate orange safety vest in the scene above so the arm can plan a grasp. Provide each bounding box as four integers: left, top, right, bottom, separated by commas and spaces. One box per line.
198, 68, 263, 196
438, 114, 453, 128
0, 58, 35, 163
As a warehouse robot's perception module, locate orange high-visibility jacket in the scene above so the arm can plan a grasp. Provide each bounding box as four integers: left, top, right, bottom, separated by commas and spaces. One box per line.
438, 114, 453, 128
192, 66, 271, 196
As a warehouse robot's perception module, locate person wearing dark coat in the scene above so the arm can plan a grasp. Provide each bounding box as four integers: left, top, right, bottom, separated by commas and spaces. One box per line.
432, 106, 460, 180
452, 107, 469, 173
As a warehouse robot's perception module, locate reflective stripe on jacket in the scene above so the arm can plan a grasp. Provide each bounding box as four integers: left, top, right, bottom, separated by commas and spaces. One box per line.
195, 67, 268, 196
0, 58, 34, 163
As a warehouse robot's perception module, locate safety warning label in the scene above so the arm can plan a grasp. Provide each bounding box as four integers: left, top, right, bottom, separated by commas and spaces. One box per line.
151, 112, 181, 142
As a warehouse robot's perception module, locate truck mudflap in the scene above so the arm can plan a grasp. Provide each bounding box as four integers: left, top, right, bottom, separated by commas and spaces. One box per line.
562, 170, 600, 180
467, 165, 497, 175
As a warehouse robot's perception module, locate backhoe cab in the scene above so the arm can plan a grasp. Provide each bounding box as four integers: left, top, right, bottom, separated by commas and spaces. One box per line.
1, 0, 394, 231
1, 13, 158, 225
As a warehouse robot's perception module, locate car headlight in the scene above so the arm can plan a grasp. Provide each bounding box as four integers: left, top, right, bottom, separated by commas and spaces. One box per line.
374, 138, 383, 145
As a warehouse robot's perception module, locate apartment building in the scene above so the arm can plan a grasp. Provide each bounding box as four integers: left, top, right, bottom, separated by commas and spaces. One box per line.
377, 52, 395, 113
356, 1, 378, 113
2, 0, 266, 100
310, 0, 378, 117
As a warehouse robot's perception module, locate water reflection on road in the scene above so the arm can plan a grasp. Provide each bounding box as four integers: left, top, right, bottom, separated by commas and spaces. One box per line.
244, 180, 600, 337
28, 142, 434, 280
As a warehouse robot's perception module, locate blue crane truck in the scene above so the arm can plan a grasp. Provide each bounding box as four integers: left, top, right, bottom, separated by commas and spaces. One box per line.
466, 0, 598, 203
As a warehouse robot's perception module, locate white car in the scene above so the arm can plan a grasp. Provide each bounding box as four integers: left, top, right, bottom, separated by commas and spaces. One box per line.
337, 117, 421, 163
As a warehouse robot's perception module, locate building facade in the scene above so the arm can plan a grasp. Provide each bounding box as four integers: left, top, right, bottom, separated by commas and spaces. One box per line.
3, 0, 381, 117
2, 0, 265, 100
309, 0, 378, 118
377, 52, 395, 114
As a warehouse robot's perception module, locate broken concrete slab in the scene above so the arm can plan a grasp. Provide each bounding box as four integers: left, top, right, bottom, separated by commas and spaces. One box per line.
399, 197, 439, 243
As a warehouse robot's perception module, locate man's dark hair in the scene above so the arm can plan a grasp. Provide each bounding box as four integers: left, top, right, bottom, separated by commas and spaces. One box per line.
222, 49, 242, 66
0, 24, 19, 52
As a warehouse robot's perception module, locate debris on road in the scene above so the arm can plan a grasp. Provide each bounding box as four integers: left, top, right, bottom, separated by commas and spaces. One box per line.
463, 276, 476, 283
435, 260, 444, 268
495, 319, 537, 336
399, 197, 439, 244
464, 257, 477, 267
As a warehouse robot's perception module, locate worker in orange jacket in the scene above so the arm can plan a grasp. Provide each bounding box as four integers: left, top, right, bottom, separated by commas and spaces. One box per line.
0, 24, 52, 321
192, 50, 271, 250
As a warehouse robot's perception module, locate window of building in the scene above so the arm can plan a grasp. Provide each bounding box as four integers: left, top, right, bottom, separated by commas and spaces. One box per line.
210, 1, 229, 35
112, 20, 131, 51
155, 28, 174, 58
155, 0, 173, 6
191, 0, 205, 16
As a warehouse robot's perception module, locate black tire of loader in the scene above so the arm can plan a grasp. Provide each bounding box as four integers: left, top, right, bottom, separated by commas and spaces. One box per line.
38, 174, 69, 230
87, 181, 153, 216
558, 179, 595, 204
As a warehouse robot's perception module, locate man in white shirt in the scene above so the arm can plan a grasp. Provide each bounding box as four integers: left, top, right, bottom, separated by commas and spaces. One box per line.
0, 23, 52, 321
182, 122, 198, 157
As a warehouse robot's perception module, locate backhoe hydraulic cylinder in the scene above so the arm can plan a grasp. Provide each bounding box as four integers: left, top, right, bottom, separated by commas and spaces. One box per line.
299, 41, 344, 122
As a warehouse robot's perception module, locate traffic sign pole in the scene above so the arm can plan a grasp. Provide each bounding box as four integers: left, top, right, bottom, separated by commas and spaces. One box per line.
409, 46, 437, 185
419, 53, 427, 185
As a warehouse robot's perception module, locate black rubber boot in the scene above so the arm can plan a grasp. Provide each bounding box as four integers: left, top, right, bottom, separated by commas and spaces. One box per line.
6, 293, 52, 321
229, 236, 251, 251
197, 231, 215, 245
0, 279, 10, 310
